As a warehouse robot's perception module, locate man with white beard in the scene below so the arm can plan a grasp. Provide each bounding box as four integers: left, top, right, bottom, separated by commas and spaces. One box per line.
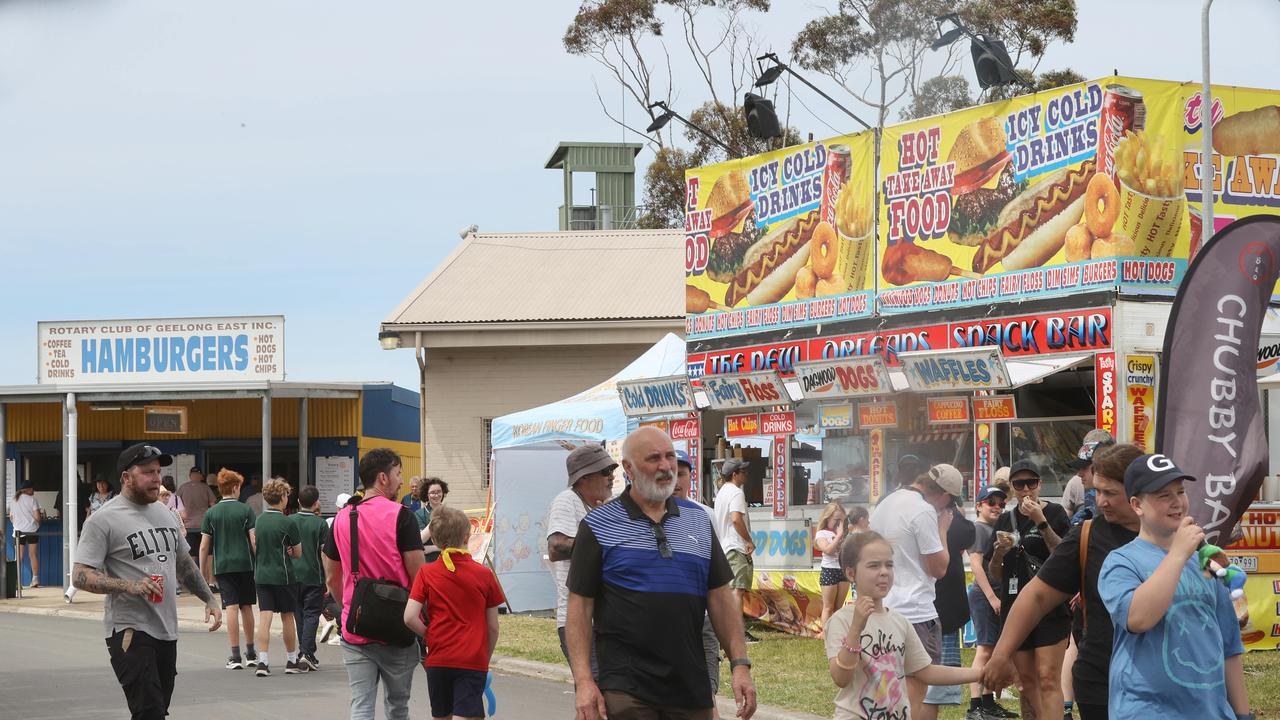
566, 427, 758, 720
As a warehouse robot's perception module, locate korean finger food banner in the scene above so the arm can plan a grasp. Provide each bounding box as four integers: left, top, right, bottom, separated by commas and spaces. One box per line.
685, 76, 1280, 336
684, 131, 876, 340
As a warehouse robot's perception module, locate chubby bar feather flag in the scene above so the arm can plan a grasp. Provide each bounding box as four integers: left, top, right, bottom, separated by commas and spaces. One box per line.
1157, 216, 1280, 545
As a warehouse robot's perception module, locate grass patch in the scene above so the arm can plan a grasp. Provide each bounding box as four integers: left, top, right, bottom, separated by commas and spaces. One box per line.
500, 615, 1280, 717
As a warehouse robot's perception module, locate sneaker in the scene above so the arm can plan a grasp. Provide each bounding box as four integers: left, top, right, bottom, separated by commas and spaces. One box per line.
744, 631, 761, 644
984, 702, 1019, 719
965, 709, 992, 720
245, 655, 259, 668
225, 657, 244, 670
255, 664, 270, 677
298, 655, 318, 671
318, 618, 334, 643
286, 660, 305, 674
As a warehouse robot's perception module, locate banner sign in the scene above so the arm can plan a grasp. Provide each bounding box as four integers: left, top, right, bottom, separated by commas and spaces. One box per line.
927, 397, 971, 425
1226, 508, 1280, 551
974, 422, 994, 496
1157, 216, 1280, 545
684, 131, 877, 341
793, 356, 892, 399
973, 395, 1017, 421
1095, 352, 1118, 436
725, 413, 762, 438
1125, 354, 1157, 452
38, 315, 285, 385
900, 348, 1011, 392
669, 417, 701, 441
617, 375, 695, 417
685, 440, 701, 502
819, 404, 855, 429
869, 428, 886, 503
761, 412, 796, 435
689, 306, 1111, 378
772, 436, 789, 518
858, 401, 899, 429
700, 370, 789, 410
749, 519, 813, 570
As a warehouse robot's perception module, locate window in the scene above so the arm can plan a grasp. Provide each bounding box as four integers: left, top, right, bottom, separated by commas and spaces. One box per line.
481, 418, 493, 488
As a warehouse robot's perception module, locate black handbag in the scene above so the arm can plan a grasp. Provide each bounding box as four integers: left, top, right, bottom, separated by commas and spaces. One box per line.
343, 502, 417, 647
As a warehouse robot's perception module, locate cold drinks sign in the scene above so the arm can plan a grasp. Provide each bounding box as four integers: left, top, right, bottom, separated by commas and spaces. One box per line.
38, 316, 286, 385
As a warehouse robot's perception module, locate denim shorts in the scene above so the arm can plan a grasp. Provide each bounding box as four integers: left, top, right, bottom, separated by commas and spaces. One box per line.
967, 583, 1000, 647
923, 630, 962, 705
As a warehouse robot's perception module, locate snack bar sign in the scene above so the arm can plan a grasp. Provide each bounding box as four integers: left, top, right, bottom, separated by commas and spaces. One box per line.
617, 375, 695, 417
793, 356, 892, 399
38, 316, 285, 385
899, 348, 1011, 392
700, 371, 789, 410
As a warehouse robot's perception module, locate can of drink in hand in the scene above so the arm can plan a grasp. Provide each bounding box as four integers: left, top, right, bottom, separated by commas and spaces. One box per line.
148, 574, 164, 603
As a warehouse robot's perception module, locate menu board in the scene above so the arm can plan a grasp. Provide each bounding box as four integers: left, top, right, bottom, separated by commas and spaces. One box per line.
315, 455, 355, 515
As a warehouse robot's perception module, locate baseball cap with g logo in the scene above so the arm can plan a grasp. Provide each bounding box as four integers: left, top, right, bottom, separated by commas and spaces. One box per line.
1123, 453, 1198, 498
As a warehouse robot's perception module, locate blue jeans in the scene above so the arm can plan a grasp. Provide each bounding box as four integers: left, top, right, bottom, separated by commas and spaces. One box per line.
294, 584, 325, 657
341, 640, 420, 720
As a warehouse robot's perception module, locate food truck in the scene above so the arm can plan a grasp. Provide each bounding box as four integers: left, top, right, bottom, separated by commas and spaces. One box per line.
665, 75, 1280, 641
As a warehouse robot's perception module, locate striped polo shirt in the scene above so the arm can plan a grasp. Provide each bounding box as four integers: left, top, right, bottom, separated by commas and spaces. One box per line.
567, 488, 732, 710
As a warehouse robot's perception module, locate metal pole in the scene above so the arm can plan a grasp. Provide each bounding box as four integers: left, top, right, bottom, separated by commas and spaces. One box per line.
299, 397, 309, 487
417, 333, 427, 479
1201, 0, 1217, 237
262, 392, 272, 484
65, 393, 78, 591
0, 403, 7, 598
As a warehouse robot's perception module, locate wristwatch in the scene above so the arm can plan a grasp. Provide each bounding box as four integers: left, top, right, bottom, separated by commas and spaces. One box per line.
1036, 521, 1050, 531
729, 657, 753, 670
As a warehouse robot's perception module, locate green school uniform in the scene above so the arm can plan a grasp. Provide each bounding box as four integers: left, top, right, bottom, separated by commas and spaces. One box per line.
253, 509, 300, 586
201, 498, 256, 575
289, 510, 329, 586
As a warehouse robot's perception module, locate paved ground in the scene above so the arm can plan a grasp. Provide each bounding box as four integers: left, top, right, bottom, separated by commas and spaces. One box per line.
0, 588, 821, 720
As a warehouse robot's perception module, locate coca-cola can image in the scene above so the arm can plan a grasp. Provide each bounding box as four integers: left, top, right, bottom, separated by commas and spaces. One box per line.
148, 574, 164, 603
821, 143, 852, 228
1097, 84, 1147, 187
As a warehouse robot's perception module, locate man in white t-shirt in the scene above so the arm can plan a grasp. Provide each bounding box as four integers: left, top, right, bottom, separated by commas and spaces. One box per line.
546, 444, 616, 673
713, 458, 759, 643
868, 462, 962, 717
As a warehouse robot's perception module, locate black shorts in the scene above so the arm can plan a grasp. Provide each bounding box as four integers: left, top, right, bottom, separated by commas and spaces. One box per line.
215, 572, 256, 609
257, 583, 298, 613
15, 531, 38, 546
1006, 595, 1071, 651
106, 628, 177, 720
819, 567, 846, 586
426, 666, 487, 719
185, 530, 202, 558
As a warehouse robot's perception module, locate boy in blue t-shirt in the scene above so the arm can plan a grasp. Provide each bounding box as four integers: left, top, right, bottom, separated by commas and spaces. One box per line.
1099, 453, 1252, 720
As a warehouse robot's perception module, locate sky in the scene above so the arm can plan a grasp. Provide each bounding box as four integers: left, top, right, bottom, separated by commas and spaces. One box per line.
0, 0, 1277, 392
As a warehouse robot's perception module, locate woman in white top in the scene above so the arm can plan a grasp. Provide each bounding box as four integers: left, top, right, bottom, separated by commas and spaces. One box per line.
814, 501, 849, 633
8, 482, 43, 587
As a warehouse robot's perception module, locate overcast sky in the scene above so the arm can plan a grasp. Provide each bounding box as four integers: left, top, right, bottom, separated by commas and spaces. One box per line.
0, 0, 1277, 392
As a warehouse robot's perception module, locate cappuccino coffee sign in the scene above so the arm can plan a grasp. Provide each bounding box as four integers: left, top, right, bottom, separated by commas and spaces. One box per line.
793, 356, 892, 399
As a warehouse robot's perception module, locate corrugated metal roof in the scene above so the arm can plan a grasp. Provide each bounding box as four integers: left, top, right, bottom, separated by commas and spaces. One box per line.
384, 230, 685, 324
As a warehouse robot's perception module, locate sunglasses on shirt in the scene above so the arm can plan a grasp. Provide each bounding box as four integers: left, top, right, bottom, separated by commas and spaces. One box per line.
1011, 478, 1040, 490
650, 523, 672, 559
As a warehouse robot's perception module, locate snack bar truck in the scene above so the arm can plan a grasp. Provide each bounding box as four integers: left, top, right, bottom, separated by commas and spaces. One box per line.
667, 75, 1280, 642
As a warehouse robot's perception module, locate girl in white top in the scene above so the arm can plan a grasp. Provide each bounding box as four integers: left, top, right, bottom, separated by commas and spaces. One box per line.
815, 501, 849, 634
825, 531, 980, 719
9, 484, 43, 587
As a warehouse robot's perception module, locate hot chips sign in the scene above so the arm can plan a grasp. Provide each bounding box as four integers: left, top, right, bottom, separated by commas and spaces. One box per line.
725, 413, 761, 438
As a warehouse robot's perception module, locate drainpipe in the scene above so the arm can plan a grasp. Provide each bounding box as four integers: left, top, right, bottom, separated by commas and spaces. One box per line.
416, 332, 426, 478
1200, 0, 1216, 236
65, 393, 78, 591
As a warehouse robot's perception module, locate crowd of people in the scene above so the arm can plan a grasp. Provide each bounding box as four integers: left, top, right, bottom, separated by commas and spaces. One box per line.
48, 422, 1259, 720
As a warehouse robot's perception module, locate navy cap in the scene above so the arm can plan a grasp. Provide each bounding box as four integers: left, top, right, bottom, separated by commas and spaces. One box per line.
1124, 453, 1197, 498
898, 454, 924, 467
675, 450, 692, 469
1009, 459, 1040, 479
977, 486, 1008, 502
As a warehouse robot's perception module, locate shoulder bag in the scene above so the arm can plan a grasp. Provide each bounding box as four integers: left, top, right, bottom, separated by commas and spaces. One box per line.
343, 502, 417, 646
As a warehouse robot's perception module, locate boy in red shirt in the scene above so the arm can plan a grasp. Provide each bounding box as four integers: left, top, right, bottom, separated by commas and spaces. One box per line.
404, 505, 504, 720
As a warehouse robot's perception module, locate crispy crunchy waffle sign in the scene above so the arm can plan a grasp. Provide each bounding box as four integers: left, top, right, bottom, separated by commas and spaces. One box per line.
684, 132, 876, 340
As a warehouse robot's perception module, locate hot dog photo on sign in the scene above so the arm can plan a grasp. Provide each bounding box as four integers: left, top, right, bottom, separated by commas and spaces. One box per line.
683, 132, 876, 319
878, 79, 1189, 291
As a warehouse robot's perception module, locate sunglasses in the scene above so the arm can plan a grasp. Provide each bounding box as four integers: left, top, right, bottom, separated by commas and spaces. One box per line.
1011, 478, 1040, 490
651, 523, 672, 559
124, 445, 165, 469
986, 499, 1007, 509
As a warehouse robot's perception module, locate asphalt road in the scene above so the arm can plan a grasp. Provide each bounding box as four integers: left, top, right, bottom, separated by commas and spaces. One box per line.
0, 613, 575, 719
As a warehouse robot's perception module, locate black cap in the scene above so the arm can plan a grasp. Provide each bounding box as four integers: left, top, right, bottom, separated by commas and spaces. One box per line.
1124, 453, 1197, 498
1009, 459, 1040, 479
117, 444, 173, 475
189, 467, 204, 475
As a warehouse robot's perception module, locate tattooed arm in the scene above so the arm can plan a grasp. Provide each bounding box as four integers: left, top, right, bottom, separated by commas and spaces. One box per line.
176, 552, 215, 604
176, 552, 224, 631
72, 562, 151, 597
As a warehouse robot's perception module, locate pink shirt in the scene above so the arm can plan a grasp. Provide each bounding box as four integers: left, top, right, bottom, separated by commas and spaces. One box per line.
330, 495, 412, 645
